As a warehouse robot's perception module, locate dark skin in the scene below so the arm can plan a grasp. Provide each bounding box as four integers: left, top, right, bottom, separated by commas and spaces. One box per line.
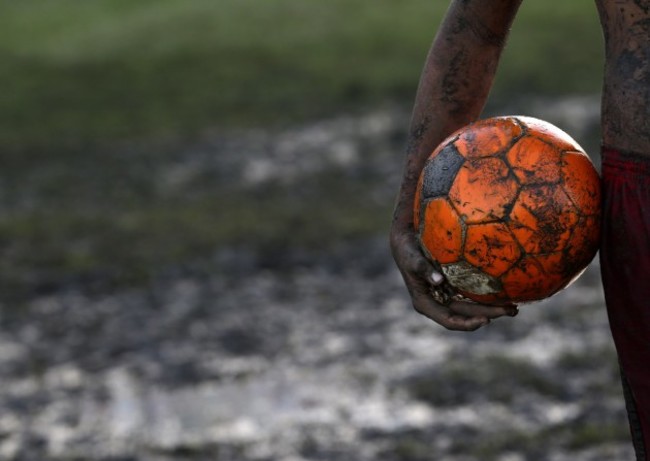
390, 0, 649, 330
597, 0, 650, 154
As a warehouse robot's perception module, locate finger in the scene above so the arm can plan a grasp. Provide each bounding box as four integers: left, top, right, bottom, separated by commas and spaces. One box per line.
399, 240, 445, 289
448, 300, 519, 319
407, 250, 447, 290
411, 288, 489, 331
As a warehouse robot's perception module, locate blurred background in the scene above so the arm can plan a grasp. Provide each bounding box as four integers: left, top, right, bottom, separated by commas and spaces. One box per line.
0, 1, 632, 460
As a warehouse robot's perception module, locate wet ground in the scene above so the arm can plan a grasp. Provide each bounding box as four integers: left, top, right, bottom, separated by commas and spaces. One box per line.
0, 98, 635, 460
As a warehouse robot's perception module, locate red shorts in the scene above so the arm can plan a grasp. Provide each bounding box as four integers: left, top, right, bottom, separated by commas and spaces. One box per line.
601, 146, 650, 459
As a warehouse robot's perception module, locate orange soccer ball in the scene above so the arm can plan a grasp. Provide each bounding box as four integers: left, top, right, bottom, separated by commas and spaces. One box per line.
414, 116, 601, 305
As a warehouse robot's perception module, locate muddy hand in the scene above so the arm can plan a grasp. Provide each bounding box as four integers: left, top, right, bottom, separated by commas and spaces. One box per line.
389, 228, 518, 331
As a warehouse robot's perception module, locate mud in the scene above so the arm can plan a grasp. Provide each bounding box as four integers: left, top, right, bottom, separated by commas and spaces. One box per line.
0, 98, 632, 460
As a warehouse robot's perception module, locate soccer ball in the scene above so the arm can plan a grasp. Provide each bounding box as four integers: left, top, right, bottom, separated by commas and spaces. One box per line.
414, 116, 601, 305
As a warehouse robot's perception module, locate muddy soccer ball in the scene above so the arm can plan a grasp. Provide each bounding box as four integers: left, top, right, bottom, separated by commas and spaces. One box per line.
414, 116, 601, 305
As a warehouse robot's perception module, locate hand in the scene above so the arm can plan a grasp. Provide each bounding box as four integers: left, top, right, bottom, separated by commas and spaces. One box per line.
389, 225, 518, 331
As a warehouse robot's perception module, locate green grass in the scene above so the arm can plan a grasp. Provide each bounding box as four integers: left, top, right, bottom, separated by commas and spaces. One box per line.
0, 171, 391, 299
0, 0, 603, 149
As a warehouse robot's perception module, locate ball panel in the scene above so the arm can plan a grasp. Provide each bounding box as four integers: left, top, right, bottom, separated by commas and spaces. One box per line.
533, 251, 569, 276
449, 157, 519, 224
506, 136, 562, 185
565, 214, 600, 270
534, 253, 574, 293
420, 198, 464, 264
508, 186, 579, 254
464, 222, 521, 277
502, 256, 566, 302
420, 143, 465, 200
561, 151, 601, 216
516, 116, 582, 152
455, 117, 523, 158
441, 261, 503, 296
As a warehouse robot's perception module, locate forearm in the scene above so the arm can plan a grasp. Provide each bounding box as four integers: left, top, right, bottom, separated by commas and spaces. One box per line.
393, 0, 523, 231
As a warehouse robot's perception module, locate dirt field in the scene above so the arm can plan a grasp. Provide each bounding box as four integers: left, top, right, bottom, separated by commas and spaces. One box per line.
0, 100, 634, 460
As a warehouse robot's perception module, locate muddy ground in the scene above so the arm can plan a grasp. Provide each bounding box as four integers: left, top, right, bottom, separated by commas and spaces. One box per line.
0, 97, 635, 460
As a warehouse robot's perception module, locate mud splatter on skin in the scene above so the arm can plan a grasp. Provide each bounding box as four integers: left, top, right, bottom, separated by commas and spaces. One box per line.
440, 11, 504, 119
633, 0, 650, 14
608, 37, 650, 145
441, 51, 471, 116
458, 16, 508, 48
409, 117, 430, 149
598, 0, 650, 152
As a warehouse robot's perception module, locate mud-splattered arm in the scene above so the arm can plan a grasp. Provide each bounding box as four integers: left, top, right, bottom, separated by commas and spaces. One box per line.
390, 0, 523, 330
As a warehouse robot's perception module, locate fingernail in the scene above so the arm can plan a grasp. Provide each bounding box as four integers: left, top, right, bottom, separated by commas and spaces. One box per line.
431, 272, 443, 284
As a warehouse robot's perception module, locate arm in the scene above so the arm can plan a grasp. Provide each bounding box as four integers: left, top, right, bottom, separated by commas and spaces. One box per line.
390, 0, 523, 330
